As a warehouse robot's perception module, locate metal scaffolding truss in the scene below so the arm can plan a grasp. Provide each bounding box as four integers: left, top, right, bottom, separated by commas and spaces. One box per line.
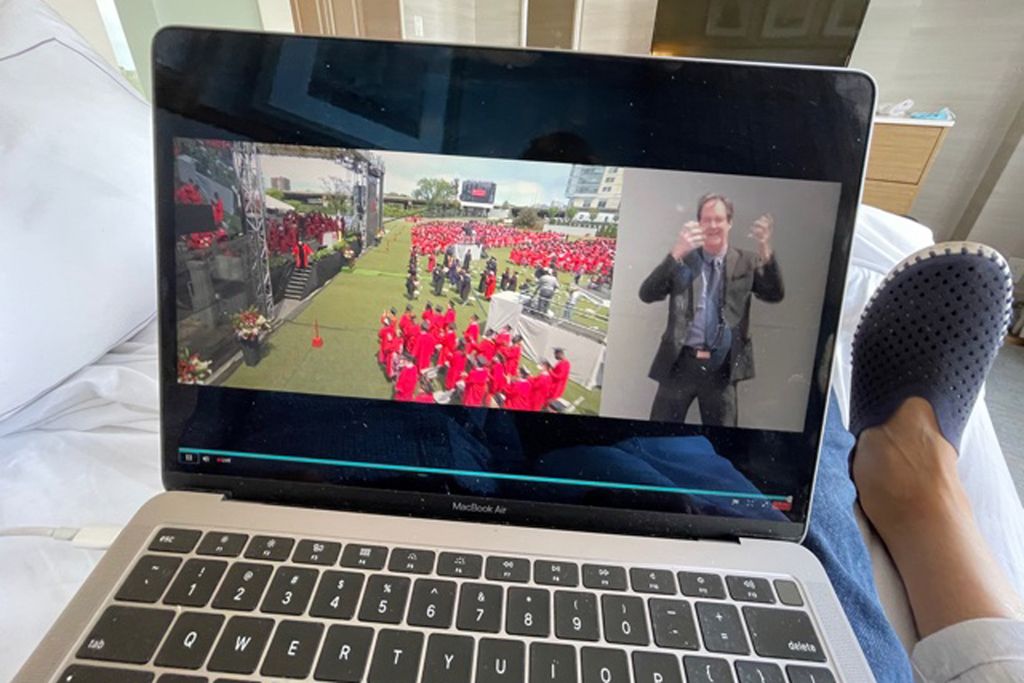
232, 142, 274, 316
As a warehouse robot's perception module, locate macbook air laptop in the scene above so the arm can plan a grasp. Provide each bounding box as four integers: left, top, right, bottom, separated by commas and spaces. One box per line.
18, 28, 876, 683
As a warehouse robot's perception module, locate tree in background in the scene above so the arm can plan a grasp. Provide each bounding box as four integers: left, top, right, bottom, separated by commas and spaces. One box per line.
320, 176, 352, 216
412, 177, 457, 208
513, 207, 543, 230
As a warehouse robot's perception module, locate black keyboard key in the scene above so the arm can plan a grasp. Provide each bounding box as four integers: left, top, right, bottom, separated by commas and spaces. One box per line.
486, 556, 531, 583
207, 616, 273, 674
358, 574, 411, 624
76, 605, 174, 664
684, 656, 735, 683
506, 587, 550, 637
150, 528, 201, 553
164, 559, 227, 607
476, 638, 524, 683
407, 579, 457, 628
260, 620, 324, 679
726, 576, 775, 604
243, 535, 293, 562
678, 572, 726, 599
456, 582, 504, 633
260, 566, 318, 615
196, 532, 248, 557
582, 564, 627, 591
530, 642, 577, 683
553, 591, 599, 641
601, 595, 649, 645
59, 664, 154, 682
696, 602, 749, 655
292, 539, 341, 565
742, 606, 826, 662
437, 551, 483, 578
786, 665, 836, 683
735, 660, 785, 683
310, 570, 365, 620
389, 547, 436, 574
155, 612, 225, 669
632, 651, 683, 683
367, 629, 424, 683
630, 568, 676, 594
156, 674, 206, 682
774, 579, 804, 607
212, 563, 273, 611
423, 634, 474, 683
534, 561, 579, 587
649, 598, 699, 650
116, 555, 181, 603
314, 624, 374, 682
581, 647, 629, 683
340, 543, 388, 570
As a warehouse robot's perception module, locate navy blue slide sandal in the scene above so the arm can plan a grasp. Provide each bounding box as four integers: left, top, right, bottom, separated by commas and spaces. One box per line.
849, 242, 1014, 453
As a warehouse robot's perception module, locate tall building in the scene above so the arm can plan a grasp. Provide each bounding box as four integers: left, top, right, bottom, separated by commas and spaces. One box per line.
270, 176, 291, 191
565, 165, 622, 216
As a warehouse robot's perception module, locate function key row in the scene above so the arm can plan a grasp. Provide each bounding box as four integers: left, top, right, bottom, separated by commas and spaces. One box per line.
147, 528, 802, 604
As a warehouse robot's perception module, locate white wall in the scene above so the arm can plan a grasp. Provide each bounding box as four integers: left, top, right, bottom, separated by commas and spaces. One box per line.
850, 0, 1024, 245
601, 169, 841, 432
44, 0, 119, 67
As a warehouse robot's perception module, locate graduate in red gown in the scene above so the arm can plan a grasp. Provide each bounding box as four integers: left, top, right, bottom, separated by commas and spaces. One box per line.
443, 301, 457, 328
413, 323, 437, 371
427, 254, 436, 272
462, 358, 490, 407
212, 192, 225, 225
549, 348, 571, 401
463, 314, 480, 345
489, 353, 508, 402
495, 325, 512, 349
377, 317, 395, 365
399, 307, 417, 354
438, 324, 458, 367
383, 326, 402, 379
475, 331, 497, 362
445, 341, 468, 391
292, 240, 314, 268
529, 363, 554, 411
422, 304, 434, 326
394, 356, 419, 401
505, 369, 532, 411
484, 271, 497, 300
504, 335, 523, 377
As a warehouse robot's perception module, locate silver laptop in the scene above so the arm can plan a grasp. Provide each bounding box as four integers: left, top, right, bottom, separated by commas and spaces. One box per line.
18, 28, 876, 683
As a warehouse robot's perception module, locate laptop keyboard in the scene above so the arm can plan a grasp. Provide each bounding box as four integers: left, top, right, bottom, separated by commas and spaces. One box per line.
58, 527, 838, 682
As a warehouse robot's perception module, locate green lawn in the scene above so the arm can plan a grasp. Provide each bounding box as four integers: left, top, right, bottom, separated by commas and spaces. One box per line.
221, 218, 602, 414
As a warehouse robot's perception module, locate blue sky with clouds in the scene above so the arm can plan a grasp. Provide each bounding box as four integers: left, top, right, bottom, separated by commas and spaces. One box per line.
259, 150, 574, 206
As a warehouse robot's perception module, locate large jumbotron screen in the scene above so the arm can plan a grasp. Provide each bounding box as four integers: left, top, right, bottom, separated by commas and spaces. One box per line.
174, 139, 840, 434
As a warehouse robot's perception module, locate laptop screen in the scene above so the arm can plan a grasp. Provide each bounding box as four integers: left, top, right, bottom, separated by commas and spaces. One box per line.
155, 30, 873, 541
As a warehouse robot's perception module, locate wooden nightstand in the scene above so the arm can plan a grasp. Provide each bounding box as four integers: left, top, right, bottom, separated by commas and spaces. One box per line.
862, 116, 954, 216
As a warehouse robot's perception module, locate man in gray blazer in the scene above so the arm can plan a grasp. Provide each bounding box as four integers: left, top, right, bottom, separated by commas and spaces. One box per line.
639, 193, 784, 426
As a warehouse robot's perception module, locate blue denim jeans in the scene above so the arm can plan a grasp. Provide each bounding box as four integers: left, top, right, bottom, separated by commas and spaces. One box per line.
802, 393, 913, 681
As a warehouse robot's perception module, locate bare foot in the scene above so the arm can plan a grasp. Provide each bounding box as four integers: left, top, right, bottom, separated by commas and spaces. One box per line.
852, 397, 1023, 637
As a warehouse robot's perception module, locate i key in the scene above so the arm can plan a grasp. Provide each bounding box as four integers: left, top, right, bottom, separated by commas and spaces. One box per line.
530, 643, 577, 683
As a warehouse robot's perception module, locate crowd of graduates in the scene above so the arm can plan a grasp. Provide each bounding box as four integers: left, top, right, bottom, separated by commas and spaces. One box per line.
376, 302, 572, 411
405, 249, 524, 305
265, 211, 345, 257
175, 180, 227, 250
409, 219, 615, 278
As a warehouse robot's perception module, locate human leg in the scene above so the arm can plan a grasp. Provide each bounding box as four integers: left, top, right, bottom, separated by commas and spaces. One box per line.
650, 370, 699, 423
696, 363, 737, 427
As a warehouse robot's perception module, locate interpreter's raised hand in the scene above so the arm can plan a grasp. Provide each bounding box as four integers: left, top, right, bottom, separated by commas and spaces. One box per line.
671, 221, 704, 261
749, 213, 774, 261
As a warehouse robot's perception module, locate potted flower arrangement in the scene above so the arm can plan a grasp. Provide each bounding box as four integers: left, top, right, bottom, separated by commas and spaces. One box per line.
177, 348, 212, 384
232, 306, 271, 366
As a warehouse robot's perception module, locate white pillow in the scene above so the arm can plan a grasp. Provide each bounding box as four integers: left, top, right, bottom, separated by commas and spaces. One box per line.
0, 0, 155, 419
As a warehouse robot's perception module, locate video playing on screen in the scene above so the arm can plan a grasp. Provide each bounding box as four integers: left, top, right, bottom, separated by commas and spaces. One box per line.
173, 139, 840, 432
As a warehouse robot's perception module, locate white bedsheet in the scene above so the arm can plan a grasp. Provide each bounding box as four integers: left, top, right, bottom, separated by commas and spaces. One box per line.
1, 208, 1022, 679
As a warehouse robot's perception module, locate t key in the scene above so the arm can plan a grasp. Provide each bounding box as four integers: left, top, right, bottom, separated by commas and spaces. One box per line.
367, 629, 424, 683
